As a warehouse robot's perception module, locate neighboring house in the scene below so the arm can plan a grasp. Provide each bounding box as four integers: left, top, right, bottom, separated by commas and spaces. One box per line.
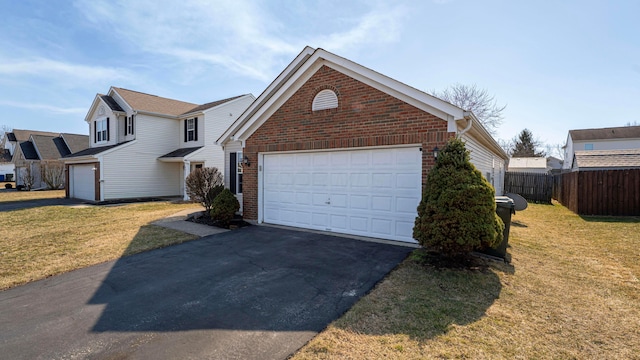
64, 87, 254, 202
2, 129, 61, 182
572, 149, 640, 171
547, 156, 563, 174
0, 148, 12, 181
508, 157, 549, 174
563, 125, 640, 170
12, 133, 89, 189
217, 47, 508, 243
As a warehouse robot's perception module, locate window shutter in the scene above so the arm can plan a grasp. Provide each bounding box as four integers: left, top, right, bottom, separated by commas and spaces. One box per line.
230, 152, 237, 194
184, 120, 188, 142
131, 114, 134, 134
194, 117, 198, 141
93, 122, 97, 143
124, 116, 128, 136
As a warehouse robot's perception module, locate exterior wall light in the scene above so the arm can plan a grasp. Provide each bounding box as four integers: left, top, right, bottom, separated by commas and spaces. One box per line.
433, 146, 439, 159
243, 156, 251, 167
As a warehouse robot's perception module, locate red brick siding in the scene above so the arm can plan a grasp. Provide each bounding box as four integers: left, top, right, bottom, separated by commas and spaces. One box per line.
242, 65, 455, 220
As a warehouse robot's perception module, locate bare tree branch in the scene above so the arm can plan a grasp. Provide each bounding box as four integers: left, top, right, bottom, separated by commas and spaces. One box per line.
430, 83, 506, 135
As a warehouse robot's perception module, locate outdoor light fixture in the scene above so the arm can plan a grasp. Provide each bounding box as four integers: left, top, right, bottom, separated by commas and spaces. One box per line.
433, 146, 439, 159
243, 156, 251, 167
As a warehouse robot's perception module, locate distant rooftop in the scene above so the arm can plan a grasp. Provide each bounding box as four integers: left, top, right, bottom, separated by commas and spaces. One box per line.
570, 125, 640, 141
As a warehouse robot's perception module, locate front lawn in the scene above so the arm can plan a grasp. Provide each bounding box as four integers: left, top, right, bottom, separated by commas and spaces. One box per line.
0, 201, 199, 290
0, 188, 65, 202
293, 203, 640, 359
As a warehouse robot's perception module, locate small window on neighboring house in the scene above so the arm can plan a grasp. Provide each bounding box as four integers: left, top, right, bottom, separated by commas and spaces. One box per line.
312, 89, 338, 111
584, 144, 594, 150
184, 118, 198, 142
126, 115, 134, 135
96, 118, 109, 142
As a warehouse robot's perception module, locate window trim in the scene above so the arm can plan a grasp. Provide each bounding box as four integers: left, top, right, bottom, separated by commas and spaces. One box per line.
96, 118, 108, 143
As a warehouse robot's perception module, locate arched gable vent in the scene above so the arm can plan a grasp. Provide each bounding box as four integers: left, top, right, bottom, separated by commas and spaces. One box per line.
312, 89, 338, 111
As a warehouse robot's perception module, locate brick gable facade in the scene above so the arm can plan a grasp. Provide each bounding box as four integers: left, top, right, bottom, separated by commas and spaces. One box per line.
242, 65, 455, 220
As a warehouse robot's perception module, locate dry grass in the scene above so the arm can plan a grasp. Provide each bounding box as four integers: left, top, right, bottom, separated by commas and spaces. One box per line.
293, 202, 640, 359
0, 201, 199, 290
0, 188, 65, 202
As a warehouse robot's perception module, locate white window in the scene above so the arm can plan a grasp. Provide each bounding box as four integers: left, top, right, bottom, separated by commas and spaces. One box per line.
187, 118, 195, 141
96, 119, 108, 142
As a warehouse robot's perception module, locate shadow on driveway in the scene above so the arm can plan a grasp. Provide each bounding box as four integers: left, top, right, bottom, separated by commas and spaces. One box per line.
0, 197, 86, 212
0, 225, 412, 359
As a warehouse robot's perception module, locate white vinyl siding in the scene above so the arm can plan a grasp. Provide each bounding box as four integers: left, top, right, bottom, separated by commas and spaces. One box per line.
461, 133, 505, 195
102, 114, 181, 199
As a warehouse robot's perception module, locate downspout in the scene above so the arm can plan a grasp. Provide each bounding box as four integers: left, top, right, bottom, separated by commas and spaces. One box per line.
456, 111, 474, 137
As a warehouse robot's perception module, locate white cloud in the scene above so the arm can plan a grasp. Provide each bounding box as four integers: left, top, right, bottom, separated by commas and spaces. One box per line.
72, 0, 408, 82
0, 100, 86, 115
0, 58, 133, 84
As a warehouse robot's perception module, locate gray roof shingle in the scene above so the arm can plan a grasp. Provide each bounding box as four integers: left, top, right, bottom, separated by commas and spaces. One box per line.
19, 141, 39, 160
570, 126, 640, 141
159, 147, 203, 158
574, 149, 640, 169
100, 95, 125, 112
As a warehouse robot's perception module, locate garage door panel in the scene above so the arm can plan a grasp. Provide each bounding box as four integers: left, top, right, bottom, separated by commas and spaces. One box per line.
263, 147, 421, 243
70, 164, 95, 201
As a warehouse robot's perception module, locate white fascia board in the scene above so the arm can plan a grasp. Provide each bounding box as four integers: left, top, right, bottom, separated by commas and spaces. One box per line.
234, 61, 323, 142
63, 155, 98, 164
84, 94, 104, 122
217, 47, 316, 145
465, 121, 508, 159
108, 87, 133, 113
134, 110, 179, 120
232, 48, 467, 143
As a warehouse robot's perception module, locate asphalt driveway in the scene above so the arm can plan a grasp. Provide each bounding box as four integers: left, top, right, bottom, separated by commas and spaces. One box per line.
0, 226, 413, 359
0, 196, 86, 211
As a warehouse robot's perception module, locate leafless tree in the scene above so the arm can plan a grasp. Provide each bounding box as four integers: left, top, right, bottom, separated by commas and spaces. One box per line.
185, 167, 224, 211
21, 162, 35, 190
430, 83, 506, 135
544, 143, 565, 160
625, 121, 639, 126
40, 161, 65, 189
0, 125, 12, 145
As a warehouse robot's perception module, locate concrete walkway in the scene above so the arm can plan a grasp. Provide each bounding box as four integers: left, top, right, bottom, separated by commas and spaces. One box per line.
152, 208, 230, 237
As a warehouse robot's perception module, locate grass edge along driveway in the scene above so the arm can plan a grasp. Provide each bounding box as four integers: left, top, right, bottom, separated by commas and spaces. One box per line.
0, 200, 199, 290
292, 202, 640, 359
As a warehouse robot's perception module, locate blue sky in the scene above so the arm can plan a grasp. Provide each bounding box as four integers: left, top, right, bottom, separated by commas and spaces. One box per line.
1, 0, 638, 154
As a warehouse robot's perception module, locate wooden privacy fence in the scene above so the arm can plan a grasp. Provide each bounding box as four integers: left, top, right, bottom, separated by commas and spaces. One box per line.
504, 172, 553, 204
555, 169, 640, 216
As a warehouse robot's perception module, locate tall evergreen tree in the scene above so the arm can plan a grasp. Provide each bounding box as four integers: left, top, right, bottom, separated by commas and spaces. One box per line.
511, 129, 545, 157
413, 138, 504, 256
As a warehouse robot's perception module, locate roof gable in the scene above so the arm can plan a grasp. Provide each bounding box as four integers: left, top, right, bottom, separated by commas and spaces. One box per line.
509, 157, 548, 168
217, 47, 506, 159
19, 141, 39, 160
30, 135, 63, 160
61, 133, 90, 154
8, 129, 59, 142
570, 125, 640, 141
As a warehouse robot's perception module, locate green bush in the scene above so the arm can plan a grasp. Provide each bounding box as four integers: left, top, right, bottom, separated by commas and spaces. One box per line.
413, 138, 504, 256
210, 189, 240, 227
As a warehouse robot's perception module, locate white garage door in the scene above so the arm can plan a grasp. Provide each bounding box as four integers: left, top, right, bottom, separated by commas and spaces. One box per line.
70, 164, 95, 201
263, 147, 422, 242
